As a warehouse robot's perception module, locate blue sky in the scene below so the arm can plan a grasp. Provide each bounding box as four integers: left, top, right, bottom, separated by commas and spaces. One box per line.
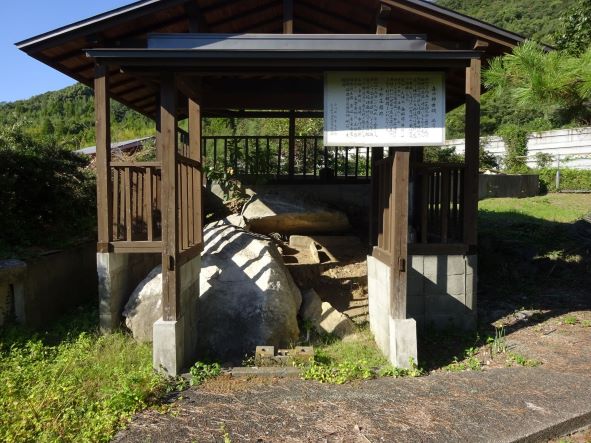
0, 1, 134, 103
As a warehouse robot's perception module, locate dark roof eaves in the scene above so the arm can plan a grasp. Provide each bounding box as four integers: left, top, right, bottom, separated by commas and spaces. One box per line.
15, 0, 184, 51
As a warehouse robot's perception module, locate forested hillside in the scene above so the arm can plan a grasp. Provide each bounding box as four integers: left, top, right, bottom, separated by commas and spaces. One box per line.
0, 83, 153, 149
0, 0, 583, 148
436, 0, 577, 43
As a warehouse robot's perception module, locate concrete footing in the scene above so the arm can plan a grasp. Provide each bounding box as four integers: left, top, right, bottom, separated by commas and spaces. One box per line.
152, 256, 201, 376
153, 318, 185, 375
368, 253, 477, 368
389, 318, 418, 369
97, 252, 160, 332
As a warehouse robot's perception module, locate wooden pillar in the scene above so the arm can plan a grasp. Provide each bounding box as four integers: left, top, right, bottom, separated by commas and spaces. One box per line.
376, 3, 392, 35
390, 151, 410, 320
288, 111, 296, 178
155, 94, 162, 161
369, 147, 384, 246
160, 74, 180, 321
188, 91, 203, 248
283, 0, 293, 34
463, 57, 481, 249
95, 65, 112, 252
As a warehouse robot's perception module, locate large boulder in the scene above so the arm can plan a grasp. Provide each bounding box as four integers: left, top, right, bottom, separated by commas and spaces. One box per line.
123, 220, 302, 362
122, 265, 163, 343
198, 222, 302, 362
242, 192, 351, 235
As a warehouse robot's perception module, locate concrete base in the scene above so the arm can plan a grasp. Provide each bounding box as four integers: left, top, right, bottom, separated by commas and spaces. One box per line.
367, 256, 418, 369
152, 255, 201, 376
389, 318, 418, 369
408, 254, 477, 330
97, 252, 160, 332
368, 253, 477, 367
153, 318, 185, 375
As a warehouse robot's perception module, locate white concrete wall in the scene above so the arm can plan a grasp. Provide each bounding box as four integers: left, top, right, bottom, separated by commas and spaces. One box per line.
448, 126, 591, 170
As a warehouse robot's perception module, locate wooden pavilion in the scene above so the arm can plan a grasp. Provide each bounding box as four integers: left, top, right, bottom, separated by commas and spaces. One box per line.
18, 0, 526, 374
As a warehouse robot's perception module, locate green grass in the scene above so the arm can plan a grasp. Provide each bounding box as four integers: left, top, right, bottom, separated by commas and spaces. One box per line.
301, 327, 422, 384
478, 193, 591, 296
479, 194, 591, 223
0, 308, 170, 443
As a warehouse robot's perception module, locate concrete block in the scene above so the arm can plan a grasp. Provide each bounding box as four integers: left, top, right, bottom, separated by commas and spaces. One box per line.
410, 255, 424, 274
447, 255, 466, 276
423, 255, 439, 283
153, 318, 185, 376
446, 274, 466, 298
256, 346, 275, 358
389, 318, 418, 369
465, 272, 477, 310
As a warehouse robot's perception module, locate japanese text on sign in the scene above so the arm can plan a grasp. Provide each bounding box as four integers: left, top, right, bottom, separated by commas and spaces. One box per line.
324, 72, 446, 147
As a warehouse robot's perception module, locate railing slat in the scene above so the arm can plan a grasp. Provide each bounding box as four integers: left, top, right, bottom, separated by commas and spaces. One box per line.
125, 167, 132, 241
146, 168, 153, 241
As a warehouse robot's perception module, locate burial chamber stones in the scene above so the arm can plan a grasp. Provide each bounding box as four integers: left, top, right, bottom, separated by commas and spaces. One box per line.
123, 220, 302, 362
241, 192, 351, 235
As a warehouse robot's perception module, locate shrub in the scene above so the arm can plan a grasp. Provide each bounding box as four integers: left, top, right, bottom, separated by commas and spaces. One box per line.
498, 124, 530, 173
538, 167, 591, 191
0, 125, 96, 256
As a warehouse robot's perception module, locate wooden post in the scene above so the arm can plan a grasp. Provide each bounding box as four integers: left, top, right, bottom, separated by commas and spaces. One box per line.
95, 65, 112, 252
376, 3, 392, 35
188, 91, 203, 248
160, 74, 180, 321
155, 94, 162, 161
288, 111, 296, 178
463, 58, 481, 249
283, 0, 293, 34
370, 147, 384, 246
390, 151, 410, 320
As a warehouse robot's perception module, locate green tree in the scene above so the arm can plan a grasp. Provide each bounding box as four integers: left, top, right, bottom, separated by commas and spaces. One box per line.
484, 41, 591, 127
555, 0, 591, 54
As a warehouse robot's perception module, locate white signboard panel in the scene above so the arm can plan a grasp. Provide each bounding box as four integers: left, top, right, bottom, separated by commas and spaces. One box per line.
324, 71, 446, 147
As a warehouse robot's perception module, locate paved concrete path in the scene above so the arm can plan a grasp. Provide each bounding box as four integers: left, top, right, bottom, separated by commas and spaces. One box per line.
114, 367, 591, 442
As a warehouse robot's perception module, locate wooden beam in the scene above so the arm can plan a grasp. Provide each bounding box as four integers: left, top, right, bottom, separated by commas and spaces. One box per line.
376, 3, 392, 34
160, 73, 180, 322
188, 92, 203, 248
463, 57, 481, 248
473, 39, 490, 50
95, 65, 113, 250
185, 0, 207, 32
390, 151, 410, 320
283, 0, 293, 33
177, 75, 202, 102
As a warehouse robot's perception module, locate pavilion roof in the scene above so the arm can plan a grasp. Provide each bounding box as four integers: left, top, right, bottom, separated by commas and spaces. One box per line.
16, 0, 535, 118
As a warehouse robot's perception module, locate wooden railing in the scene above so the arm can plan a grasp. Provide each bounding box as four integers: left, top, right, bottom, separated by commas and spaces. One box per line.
176, 153, 202, 255
201, 135, 371, 181
105, 128, 203, 255
412, 162, 465, 246
372, 158, 468, 259
110, 161, 162, 252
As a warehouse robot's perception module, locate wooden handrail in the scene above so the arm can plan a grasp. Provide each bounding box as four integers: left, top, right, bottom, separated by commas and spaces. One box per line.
111, 161, 162, 168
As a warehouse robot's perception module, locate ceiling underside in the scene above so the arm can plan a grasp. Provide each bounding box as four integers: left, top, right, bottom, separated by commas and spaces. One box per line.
17, 0, 528, 119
